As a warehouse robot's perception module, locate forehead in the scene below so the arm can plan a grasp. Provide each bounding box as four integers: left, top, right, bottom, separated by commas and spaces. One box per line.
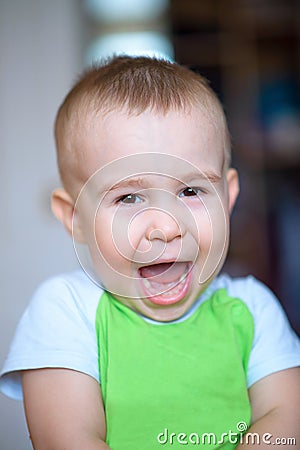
75, 107, 225, 186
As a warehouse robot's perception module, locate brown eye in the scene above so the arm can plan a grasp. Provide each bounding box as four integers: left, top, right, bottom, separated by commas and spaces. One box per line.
119, 193, 142, 204
179, 187, 200, 197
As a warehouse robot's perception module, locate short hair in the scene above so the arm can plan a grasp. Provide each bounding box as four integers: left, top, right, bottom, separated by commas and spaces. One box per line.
55, 55, 231, 192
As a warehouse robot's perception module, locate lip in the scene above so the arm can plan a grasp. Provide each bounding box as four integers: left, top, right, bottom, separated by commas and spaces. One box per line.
138, 262, 192, 306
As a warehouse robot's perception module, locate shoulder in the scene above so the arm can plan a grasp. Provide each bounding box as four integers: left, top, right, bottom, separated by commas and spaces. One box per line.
213, 273, 290, 321
214, 273, 299, 336
213, 273, 276, 306
0, 270, 105, 400
17, 270, 103, 352
214, 273, 300, 387
32, 269, 103, 303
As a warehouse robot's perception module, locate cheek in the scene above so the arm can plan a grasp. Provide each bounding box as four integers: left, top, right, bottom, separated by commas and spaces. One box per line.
189, 203, 215, 249
196, 194, 228, 242
197, 202, 229, 283
92, 213, 116, 262
93, 209, 140, 267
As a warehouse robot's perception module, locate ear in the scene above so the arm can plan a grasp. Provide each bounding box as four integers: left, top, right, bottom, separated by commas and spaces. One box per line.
226, 168, 239, 214
51, 188, 86, 243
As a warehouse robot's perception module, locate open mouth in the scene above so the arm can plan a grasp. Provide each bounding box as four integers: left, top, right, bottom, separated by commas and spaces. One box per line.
138, 261, 192, 305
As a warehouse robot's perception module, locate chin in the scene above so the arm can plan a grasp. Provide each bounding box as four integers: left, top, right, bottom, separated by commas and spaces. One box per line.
138, 295, 196, 323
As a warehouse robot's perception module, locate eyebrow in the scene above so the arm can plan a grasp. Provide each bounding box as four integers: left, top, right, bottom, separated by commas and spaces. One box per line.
103, 177, 148, 193
102, 170, 222, 194
191, 170, 222, 183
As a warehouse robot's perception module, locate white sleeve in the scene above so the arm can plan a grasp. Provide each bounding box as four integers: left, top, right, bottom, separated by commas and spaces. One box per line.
229, 276, 300, 388
0, 273, 100, 400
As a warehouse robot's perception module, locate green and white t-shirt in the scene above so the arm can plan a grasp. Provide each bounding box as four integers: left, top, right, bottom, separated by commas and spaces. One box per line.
1, 270, 299, 448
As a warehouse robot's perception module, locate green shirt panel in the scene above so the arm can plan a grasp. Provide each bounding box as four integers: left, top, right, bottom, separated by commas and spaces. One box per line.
96, 289, 254, 449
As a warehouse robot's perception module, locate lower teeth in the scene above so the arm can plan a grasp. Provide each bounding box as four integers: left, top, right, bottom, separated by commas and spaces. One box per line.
142, 272, 187, 298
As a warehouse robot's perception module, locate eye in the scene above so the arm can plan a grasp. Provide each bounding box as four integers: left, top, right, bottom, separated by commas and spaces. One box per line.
179, 187, 203, 198
118, 193, 143, 204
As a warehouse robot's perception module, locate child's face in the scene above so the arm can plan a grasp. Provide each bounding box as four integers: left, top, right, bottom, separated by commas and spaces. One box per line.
55, 107, 238, 322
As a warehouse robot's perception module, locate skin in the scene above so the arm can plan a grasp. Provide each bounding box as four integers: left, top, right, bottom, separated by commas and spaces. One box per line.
22, 107, 300, 449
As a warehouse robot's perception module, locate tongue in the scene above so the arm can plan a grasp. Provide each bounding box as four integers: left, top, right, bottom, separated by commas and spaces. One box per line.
139, 262, 187, 283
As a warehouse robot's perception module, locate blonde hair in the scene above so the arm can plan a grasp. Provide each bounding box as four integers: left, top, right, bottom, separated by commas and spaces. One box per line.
55, 56, 231, 191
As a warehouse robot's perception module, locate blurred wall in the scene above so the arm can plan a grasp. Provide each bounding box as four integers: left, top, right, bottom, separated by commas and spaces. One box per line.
0, 1, 84, 448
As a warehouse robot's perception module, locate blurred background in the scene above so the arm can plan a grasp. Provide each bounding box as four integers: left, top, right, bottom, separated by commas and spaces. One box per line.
0, 0, 299, 448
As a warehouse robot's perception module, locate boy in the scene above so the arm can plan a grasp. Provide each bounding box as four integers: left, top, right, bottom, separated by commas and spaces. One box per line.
1, 56, 300, 449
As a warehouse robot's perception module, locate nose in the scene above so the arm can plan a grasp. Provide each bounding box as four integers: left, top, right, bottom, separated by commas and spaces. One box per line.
144, 208, 183, 243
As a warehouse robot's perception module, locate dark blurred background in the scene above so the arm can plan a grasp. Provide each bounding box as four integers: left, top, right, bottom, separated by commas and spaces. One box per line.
169, 0, 300, 334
